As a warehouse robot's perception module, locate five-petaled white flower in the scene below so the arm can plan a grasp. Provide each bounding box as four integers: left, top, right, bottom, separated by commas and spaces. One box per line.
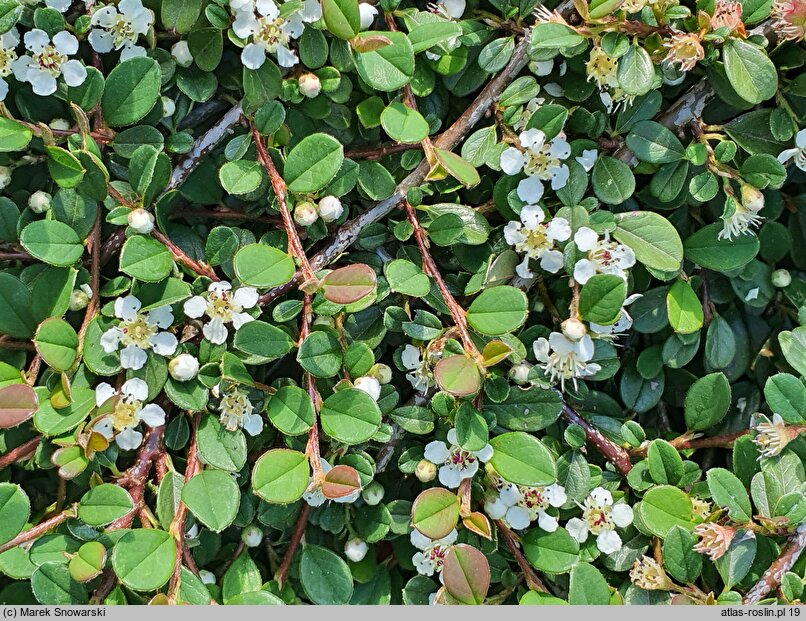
217, 386, 264, 436
231, 0, 321, 69
429, 0, 465, 19
573, 227, 636, 285
751, 412, 795, 458
401, 344, 433, 393
303, 458, 361, 506
183, 281, 258, 345
0, 28, 19, 102
411, 528, 457, 577
11, 29, 86, 96
503, 204, 571, 279
778, 129, 806, 171
101, 295, 178, 370
423, 428, 494, 488
718, 194, 764, 241
485, 470, 567, 531
89, 0, 154, 60
566, 487, 634, 555
500, 128, 571, 204
94, 378, 166, 451
533, 331, 601, 390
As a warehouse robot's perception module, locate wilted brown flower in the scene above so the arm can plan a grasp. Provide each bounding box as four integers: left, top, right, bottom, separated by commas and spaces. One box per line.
693, 523, 736, 561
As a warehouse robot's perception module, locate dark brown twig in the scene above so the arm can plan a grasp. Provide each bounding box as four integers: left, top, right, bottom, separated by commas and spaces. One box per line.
0, 504, 77, 554
495, 520, 547, 593
0, 436, 42, 470
275, 504, 311, 588
561, 403, 633, 476
629, 430, 749, 459
744, 528, 806, 604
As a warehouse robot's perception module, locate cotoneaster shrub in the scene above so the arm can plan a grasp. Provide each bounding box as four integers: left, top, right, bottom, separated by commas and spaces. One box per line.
0, 0, 804, 606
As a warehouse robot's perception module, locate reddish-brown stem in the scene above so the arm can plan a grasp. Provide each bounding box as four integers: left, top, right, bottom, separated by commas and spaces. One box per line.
300, 295, 323, 482
403, 201, 480, 359
251, 123, 317, 284
0, 436, 41, 470
744, 528, 806, 604
562, 403, 633, 476
275, 504, 311, 588
111, 424, 166, 529
170, 207, 282, 228
344, 142, 422, 160
99, 227, 126, 267
217, 540, 245, 579
75, 211, 101, 365
0, 250, 34, 261
17, 120, 114, 144
629, 430, 749, 459
0, 337, 35, 351
495, 520, 547, 593
0, 504, 77, 554
168, 414, 202, 603
151, 229, 219, 281
26, 355, 42, 386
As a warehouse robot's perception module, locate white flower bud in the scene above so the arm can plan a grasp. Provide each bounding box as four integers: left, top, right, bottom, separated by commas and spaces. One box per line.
128, 208, 155, 234
298, 73, 321, 98
294, 201, 319, 227
358, 3, 378, 30
772, 269, 792, 288
354, 376, 381, 401
69, 288, 90, 311
741, 184, 764, 212
370, 363, 392, 384
317, 196, 344, 223
509, 362, 531, 385
171, 41, 194, 68
241, 524, 263, 547
28, 190, 52, 214
362, 481, 384, 505
169, 353, 200, 382
562, 317, 587, 341
0, 166, 11, 190
344, 537, 369, 563
49, 118, 71, 131
415, 459, 437, 483
199, 570, 216, 585
161, 96, 176, 118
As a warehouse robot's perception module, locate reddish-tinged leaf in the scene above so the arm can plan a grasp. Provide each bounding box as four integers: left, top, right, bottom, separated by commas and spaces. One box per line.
411, 488, 460, 539
442, 544, 490, 605
434, 355, 481, 397
0, 384, 38, 429
321, 464, 362, 499
462, 512, 492, 540
321, 264, 377, 305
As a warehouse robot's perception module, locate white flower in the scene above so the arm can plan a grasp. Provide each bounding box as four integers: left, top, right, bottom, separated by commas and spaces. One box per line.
93, 378, 166, 451
401, 344, 433, 393
778, 128, 806, 172
218, 387, 263, 435
485, 471, 567, 532
318, 195, 343, 223
168, 353, 199, 382
89, 0, 153, 60
354, 376, 381, 401
576, 149, 598, 171
232, 0, 321, 69
423, 428, 494, 488
718, 196, 764, 241
573, 227, 636, 285
358, 2, 378, 29
0, 28, 19, 102
298, 72, 321, 98
171, 40, 194, 67
28, 190, 51, 213
565, 487, 634, 555
303, 458, 361, 506
503, 204, 570, 279
11, 29, 86, 96
344, 538, 369, 562
101, 296, 178, 370
499, 129, 571, 203
183, 281, 258, 344
411, 528, 457, 577
590, 293, 641, 339
533, 331, 601, 391
127, 208, 154, 234
429, 0, 465, 19
242, 525, 263, 547
752, 412, 794, 458
44, 0, 71, 11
